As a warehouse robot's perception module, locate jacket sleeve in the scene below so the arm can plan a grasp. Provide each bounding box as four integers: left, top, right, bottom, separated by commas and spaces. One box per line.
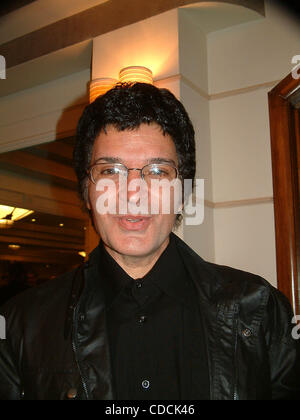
0, 305, 22, 400
264, 287, 300, 400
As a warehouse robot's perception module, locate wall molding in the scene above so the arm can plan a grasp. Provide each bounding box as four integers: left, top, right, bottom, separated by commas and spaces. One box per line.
155, 73, 280, 101
205, 196, 274, 209
209, 80, 280, 100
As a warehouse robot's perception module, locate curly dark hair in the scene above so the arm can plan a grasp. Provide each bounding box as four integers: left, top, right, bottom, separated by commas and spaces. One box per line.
73, 82, 196, 223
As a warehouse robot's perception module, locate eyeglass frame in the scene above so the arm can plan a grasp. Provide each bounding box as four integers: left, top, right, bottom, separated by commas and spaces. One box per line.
87, 161, 179, 184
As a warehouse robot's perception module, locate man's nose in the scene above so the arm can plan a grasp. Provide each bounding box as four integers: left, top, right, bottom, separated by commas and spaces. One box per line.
127, 168, 142, 183
126, 170, 148, 205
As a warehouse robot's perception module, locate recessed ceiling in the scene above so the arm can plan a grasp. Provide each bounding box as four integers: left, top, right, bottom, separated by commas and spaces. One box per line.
0, 0, 110, 44
0, 0, 37, 18
180, 2, 264, 34
0, 40, 92, 97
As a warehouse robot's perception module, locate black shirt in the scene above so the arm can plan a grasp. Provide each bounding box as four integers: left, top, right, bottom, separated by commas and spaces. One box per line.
99, 233, 210, 400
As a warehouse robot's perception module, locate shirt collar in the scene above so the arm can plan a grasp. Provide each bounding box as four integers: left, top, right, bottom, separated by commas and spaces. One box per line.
98, 233, 196, 310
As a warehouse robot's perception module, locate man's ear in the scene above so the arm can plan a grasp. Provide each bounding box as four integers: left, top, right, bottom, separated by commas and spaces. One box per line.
85, 179, 91, 210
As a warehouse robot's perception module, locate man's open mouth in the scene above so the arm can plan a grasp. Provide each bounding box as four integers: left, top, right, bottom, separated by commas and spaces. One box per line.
117, 215, 152, 231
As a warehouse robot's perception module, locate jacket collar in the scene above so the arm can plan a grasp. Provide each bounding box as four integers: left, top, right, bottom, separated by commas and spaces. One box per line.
170, 232, 223, 302
84, 231, 224, 305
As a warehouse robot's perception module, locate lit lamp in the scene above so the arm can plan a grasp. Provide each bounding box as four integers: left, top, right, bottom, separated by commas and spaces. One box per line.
89, 78, 118, 103
0, 205, 34, 229
119, 66, 153, 84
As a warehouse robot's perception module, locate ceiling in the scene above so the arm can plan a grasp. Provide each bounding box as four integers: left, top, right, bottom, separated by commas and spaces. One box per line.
0, 137, 78, 190
0, 0, 36, 18
0, 0, 110, 43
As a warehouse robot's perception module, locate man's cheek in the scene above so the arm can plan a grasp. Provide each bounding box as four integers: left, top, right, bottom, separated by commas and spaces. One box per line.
94, 180, 117, 215
149, 180, 182, 215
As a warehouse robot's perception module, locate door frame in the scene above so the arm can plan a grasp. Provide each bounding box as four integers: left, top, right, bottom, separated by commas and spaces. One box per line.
268, 73, 300, 314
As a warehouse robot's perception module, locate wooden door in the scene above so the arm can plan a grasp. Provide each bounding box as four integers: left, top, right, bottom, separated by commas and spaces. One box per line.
268, 73, 300, 314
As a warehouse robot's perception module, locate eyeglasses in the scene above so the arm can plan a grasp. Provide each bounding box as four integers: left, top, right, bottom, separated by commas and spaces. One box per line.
88, 162, 178, 184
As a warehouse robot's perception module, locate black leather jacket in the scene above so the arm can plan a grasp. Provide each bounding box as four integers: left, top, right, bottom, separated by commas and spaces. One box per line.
0, 234, 299, 400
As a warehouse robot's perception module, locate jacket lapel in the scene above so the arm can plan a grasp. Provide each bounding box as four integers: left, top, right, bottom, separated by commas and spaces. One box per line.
74, 247, 115, 400
173, 233, 238, 400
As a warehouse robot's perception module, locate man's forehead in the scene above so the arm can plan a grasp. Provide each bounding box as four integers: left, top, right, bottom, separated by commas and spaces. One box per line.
92, 124, 178, 162
97, 123, 166, 140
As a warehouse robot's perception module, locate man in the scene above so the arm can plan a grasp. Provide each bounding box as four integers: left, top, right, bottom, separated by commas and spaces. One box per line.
0, 83, 299, 400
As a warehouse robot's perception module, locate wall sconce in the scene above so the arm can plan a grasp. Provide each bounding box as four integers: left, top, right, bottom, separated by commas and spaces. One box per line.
89, 78, 118, 103
119, 66, 153, 84
89, 66, 153, 103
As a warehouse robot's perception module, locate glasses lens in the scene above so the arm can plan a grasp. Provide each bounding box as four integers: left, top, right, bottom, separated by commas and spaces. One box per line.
142, 164, 177, 181
90, 163, 127, 183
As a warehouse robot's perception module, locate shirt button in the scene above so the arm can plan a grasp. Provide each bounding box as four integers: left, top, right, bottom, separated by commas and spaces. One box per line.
138, 315, 147, 324
136, 281, 142, 288
142, 380, 150, 389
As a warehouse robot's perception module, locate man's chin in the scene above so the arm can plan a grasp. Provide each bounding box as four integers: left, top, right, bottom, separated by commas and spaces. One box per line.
112, 236, 153, 256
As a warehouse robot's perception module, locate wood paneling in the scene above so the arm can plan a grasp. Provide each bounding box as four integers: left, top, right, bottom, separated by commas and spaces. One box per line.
0, 151, 77, 183
36, 141, 74, 161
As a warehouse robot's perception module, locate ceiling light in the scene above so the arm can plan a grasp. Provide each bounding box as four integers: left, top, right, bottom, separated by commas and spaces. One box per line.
119, 66, 153, 84
89, 78, 118, 103
0, 219, 14, 228
78, 251, 87, 258
8, 244, 21, 250
0, 205, 34, 229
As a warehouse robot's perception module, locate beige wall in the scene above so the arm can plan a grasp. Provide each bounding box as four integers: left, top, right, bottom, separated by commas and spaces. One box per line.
0, 69, 90, 153
205, 0, 300, 287
178, 30, 214, 259
92, 9, 179, 82
177, 1, 300, 288
207, 1, 300, 94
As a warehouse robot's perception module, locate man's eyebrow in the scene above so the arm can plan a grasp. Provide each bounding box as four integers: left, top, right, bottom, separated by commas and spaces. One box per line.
147, 158, 177, 166
94, 157, 123, 164
93, 157, 177, 166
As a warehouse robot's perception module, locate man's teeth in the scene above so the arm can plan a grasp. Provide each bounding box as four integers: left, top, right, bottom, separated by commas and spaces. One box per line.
126, 218, 142, 222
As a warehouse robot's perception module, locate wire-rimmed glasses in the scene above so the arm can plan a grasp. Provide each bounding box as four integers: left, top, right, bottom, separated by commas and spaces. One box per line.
88, 162, 178, 184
